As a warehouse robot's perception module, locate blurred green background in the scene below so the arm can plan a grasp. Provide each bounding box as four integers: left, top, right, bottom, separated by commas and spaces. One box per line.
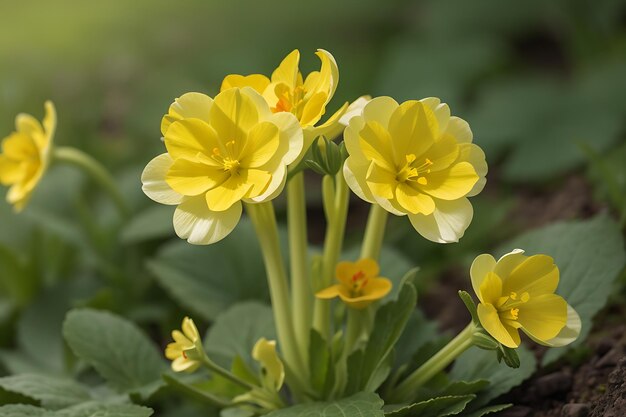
0, 1, 625, 414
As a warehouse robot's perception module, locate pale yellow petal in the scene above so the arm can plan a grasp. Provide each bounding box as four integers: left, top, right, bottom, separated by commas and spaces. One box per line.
271, 49, 300, 89
43, 101, 57, 147
0, 155, 23, 185
173, 196, 241, 245
2, 133, 38, 160
408, 197, 473, 243
343, 158, 376, 204
425, 134, 459, 172
205, 175, 251, 211
494, 249, 527, 279
239, 122, 280, 169
503, 254, 559, 297
359, 121, 395, 172
209, 88, 259, 142
470, 254, 497, 300
445, 116, 473, 143
164, 119, 221, 161
420, 162, 478, 200
166, 157, 228, 196
420, 97, 450, 133
518, 294, 567, 342
220, 74, 270, 94
182, 317, 200, 342
539, 304, 581, 347
247, 163, 286, 203
362, 96, 398, 128
299, 91, 327, 127
388, 101, 438, 163
161, 92, 213, 136
478, 272, 503, 305
264, 112, 303, 166
395, 182, 435, 215
242, 169, 272, 199
252, 338, 285, 390
171, 357, 200, 373
457, 143, 487, 197
477, 303, 520, 348
142, 153, 184, 205
365, 162, 397, 200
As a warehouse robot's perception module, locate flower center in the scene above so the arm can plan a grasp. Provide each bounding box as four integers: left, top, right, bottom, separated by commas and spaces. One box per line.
396, 154, 432, 185
272, 83, 307, 118
349, 270, 369, 297
211, 140, 241, 175
496, 291, 530, 324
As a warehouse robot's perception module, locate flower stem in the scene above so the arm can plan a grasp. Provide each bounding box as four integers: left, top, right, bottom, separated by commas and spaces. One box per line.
287, 173, 312, 370
53, 147, 129, 218
313, 173, 349, 340
201, 356, 255, 390
343, 308, 366, 357
390, 323, 475, 403
245, 202, 309, 388
360, 204, 388, 260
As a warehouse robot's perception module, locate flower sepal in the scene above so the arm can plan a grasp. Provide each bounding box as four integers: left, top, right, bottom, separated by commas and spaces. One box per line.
471, 330, 500, 351
496, 344, 521, 369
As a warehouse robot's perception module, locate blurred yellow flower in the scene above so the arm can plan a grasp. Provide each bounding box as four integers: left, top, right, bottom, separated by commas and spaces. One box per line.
471, 249, 581, 348
165, 317, 205, 373
343, 97, 487, 243
142, 88, 303, 244
252, 338, 285, 391
221, 49, 349, 162
316, 258, 392, 309
0, 101, 56, 212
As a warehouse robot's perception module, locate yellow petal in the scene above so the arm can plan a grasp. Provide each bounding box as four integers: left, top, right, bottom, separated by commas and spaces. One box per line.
240, 122, 279, 168
539, 304, 581, 347
141, 153, 184, 205
209, 88, 259, 142
299, 91, 327, 126
173, 195, 242, 245
337, 278, 392, 309
205, 175, 252, 211
478, 271, 503, 305
457, 143, 487, 197
43, 101, 57, 146
263, 111, 303, 167
477, 303, 520, 348
2, 133, 38, 160
425, 134, 459, 172
359, 121, 395, 172
362, 96, 398, 128
335, 261, 361, 287
182, 317, 200, 342
166, 157, 228, 196
246, 163, 286, 203
395, 182, 435, 215
494, 249, 527, 279
343, 158, 376, 204
243, 169, 272, 199
470, 254, 497, 300
366, 162, 397, 200
356, 258, 380, 278
315, 284, 342, 299
270, 49, 300, 89
388, 101, 438, 164
518, 294, 567, 342
420, 97, 450, 133
161, 92, 213, 136
172, 330, 192, 346
445, 116, 473, 143
0, 155, 23, 185
164, 119, 221, 161
171, 356, 200, 373
15, 113, 46, 150
503, 254, 559, 297
408, 197, 473, 243
420, 162, 478, 200
252, 338, 285, 390
220, 74, 270, 94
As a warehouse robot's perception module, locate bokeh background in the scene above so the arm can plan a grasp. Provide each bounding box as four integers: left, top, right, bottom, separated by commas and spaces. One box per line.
0, 0, 625, 414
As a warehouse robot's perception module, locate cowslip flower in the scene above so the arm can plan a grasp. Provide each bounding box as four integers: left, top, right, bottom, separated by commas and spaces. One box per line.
471, 249, 581, 348
165, 317, 205, 372
252, 338, 285, 391
221, 49, 348, 161
343, 97, 487, 243
0, 101, 56, 212
142, 87, 303, 244
316, 258, 392, 309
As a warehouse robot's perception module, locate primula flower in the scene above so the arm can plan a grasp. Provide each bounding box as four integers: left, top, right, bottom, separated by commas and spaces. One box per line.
221, 49, 348, 161
0, 101, 56, 212
343, 97, 487, 243
316, 258, 392, 309
252, 338, 285, 391
142, 87, 303, 244
471, 249, 581, 348
165, 317, 205, 372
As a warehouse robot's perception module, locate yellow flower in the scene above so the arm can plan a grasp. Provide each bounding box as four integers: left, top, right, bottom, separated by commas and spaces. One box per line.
221, 49, 348, 162
165, 317, 205, 372
343, 97, 488, 243
252, 338, 285, 391
0, 101, 56, 212
471, 249, 581, 348
316, 258, 392, 309
142, 87, 303, 245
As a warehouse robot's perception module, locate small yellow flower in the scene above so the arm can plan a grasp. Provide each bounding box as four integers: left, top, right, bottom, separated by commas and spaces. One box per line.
0, 101, 56, 212
316, 258, 392, 309
343, 97, 488, 243
165, 317, 205, 372
252, 338, 284, 391
471, 249, 581, 348
142, 87, 303, 245
221, 49, 349, 162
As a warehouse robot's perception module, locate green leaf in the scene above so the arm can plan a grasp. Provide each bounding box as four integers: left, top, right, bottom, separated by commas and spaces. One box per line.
501, 214, 626, 364
204, 302, 276, 370
0, 374, 90, 410
384, 395, 475, 417
265, 392, 384, 417
62, 309, 166, 397
56, 402, 153, 417
346, 283, 417, 393
120, 205, 175, 244
309, 329, 331, 394
450, 346, 536, 408
393, 310, 438, 369
162, 374, 230, 409
147, 220, 270, 321
0, 404, 47, 416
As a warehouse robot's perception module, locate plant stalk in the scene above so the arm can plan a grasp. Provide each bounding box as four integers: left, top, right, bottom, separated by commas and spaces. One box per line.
360, 204, 388, 260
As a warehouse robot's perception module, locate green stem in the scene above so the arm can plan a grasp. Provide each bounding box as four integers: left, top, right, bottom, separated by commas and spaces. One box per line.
313, 174, 350, 340
360, 205, 388, 260
390, 323, 475, 403
287, 173, 312, 370
245, 202, 309, 388
343, 308, 365, 357
53, 146, 129, 218
202, 356, 255, 390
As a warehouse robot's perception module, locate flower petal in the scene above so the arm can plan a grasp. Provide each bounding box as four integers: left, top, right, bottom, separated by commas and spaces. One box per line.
0, 155, 23, 185
315, 284, 342, 299
220, 74, 270, 95
359, 120, 395, 172
366, 162, 397, 200
388, 101, 438, 163
494, 249, 526, 278
457, 143, 487, 197
503, 254, 559, 297
343, 158, 375, 204
471, 254, 497, 301
270, 49, 300, 89
205, 175, 252, 211
264, 112, 303, 166
477, 303, 520, 348
300, 91, 327, 127
538, 304, 581, 347
161, 92, 213, 136
420, 97, 450, 133
42, 101, 57, 147
173, 196, 241, 245
240, 121, 280, 168
395, 183, 435, 215
408, 197, 473, 243
356, 258, 380, 278
142, 154, 184, 205
478, 271, 503, 305
445, 116, 472, 143
362, 96, 399, 128
164, 119, 221, 161
209, 88, 259, 142
518, 293, 568, 342
166, 157, 228, 196
420, 162, 478, 200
